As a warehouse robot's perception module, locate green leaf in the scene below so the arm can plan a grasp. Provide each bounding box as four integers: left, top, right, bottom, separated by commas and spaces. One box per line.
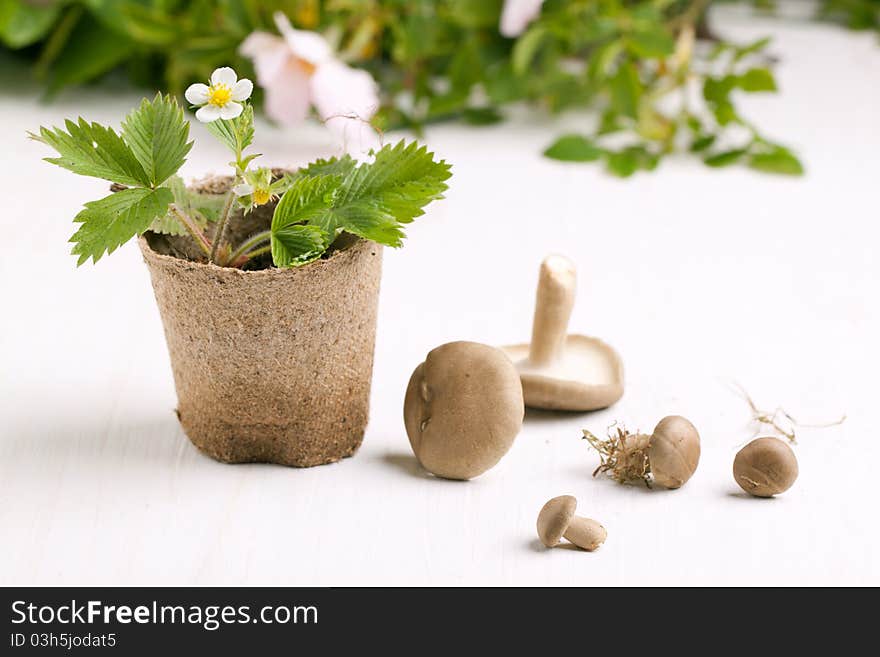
626, 27, 675, 58
204, 104, 254, 158
713, 102, 738, 126
272, 174, 343, 233
703, 75, 735, 105
737, 68, 777, 93
271, 224, 329, 268
610, 62, 641, 119
121, 93, 193, 187
748, 146, 804, 175
298, 155, 357, 179
704, 149, 748, 168
734, 37, 772, 62
448, 0, 504, 28
690, 135, 717, 152
271, 140, 452, 267
45, 14, 134, 95
337, 141, 452, 225
462, 107, 503, 125
544, 135, 603, 162
71, 187, 173, 265
512, 26, 546, 75
149, 176, 223, 235
30, 118, 150, 187
0, 0, 61, 48
605, 146, 659, 178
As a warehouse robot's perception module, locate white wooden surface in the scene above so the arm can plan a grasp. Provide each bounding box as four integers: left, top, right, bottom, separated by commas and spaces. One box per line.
1, 9, 878, 586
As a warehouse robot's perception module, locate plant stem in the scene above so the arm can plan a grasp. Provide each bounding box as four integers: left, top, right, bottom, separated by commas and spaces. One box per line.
209, 188, 237, 263
668, 0, 710, 32
226, 230, 271, 266
231, 245, 272, 269
170, 204, 212, 257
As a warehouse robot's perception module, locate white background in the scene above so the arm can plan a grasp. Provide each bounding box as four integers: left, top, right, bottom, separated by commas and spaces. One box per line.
1, 7, 877, 586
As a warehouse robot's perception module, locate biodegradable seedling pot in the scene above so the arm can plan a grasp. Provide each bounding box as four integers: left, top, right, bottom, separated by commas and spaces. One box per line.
139, 176, 383, 467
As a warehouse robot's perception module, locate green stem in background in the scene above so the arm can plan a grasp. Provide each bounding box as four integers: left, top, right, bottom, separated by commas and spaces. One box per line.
231, 244, 272, 268
226, 229, 270, 266
209, 187, 237, 263
170, 204, 211, 257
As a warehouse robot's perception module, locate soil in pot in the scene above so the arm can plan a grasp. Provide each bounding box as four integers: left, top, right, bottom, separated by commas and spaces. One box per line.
140, 174, 383, 467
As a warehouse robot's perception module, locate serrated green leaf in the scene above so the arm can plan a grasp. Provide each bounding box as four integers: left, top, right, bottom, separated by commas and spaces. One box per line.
737, 68, 777, 93
271, 140, 451, 267
149, 176, 223, 235
31, 118, 150, 187
544, 135, 603, 162
748, 147, 804, 175
338, 141, 452, 224
271, 224, 329, 268
272, 173, 343, 238
298, 155, 357, 179
204, 104, 254, 157
71, 187, 173, 265
121, 93, 192, 187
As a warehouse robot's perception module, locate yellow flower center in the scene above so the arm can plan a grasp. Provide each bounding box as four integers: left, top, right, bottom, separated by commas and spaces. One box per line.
208, 84, 232, 107
253, 188, 272, 206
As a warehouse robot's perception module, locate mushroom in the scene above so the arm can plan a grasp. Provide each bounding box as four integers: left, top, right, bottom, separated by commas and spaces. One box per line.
583, 415, 701, 489
403, 341, 524, 480
502, 255, 623, 411
733, 437, 798, 497
536, 495, 606, 551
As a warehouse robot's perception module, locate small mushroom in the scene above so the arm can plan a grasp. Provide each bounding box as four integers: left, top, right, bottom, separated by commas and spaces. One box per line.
403, 341, 524, 480
584, 415, 701, 489
536, 495, 606, 551
502, 255, 623, 411
733, 437, 798, 497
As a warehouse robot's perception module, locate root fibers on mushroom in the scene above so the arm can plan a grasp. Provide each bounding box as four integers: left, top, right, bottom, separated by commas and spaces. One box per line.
582, 425, 652, 486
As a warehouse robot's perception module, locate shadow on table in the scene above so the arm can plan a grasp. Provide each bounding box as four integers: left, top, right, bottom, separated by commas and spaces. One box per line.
0, 404, 199, 471
379, 451, 477, 485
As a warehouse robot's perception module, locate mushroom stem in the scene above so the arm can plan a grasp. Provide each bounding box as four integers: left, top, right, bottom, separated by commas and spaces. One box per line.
562, 517, 607, 551
528, 255, 576, 366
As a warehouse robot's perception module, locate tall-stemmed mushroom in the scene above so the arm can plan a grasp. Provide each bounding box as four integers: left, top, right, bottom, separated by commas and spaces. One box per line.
502, 255, 624, 411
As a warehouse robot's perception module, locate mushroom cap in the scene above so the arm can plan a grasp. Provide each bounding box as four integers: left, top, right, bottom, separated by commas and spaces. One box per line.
733, 436, 798, 497
403, 341, 524, 480
502, 335, 624, 411
647, 415, 701, 489
536, 495, 577, 547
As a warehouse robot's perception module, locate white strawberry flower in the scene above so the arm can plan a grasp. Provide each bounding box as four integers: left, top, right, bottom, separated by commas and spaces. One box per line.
185, 67, 254, 122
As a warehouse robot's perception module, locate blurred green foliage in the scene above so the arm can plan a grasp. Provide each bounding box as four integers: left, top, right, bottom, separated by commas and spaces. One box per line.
2, 0, 876, 175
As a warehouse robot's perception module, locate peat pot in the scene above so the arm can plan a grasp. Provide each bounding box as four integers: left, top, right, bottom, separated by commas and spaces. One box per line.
139, 199, 383, 467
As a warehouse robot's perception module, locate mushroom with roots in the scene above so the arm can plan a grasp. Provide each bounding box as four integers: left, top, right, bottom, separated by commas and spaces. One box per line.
502, 255, 624, 411
583, 415, 701, 489
403, 341, 524, 480
536, 495, 607, 551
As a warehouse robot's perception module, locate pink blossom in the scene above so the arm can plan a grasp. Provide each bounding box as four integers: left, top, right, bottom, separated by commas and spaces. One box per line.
240, 13, 381, 154
500, 0, 546, 38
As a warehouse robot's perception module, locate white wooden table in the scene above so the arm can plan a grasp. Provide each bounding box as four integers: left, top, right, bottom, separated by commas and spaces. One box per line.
2, 8, 877, 586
